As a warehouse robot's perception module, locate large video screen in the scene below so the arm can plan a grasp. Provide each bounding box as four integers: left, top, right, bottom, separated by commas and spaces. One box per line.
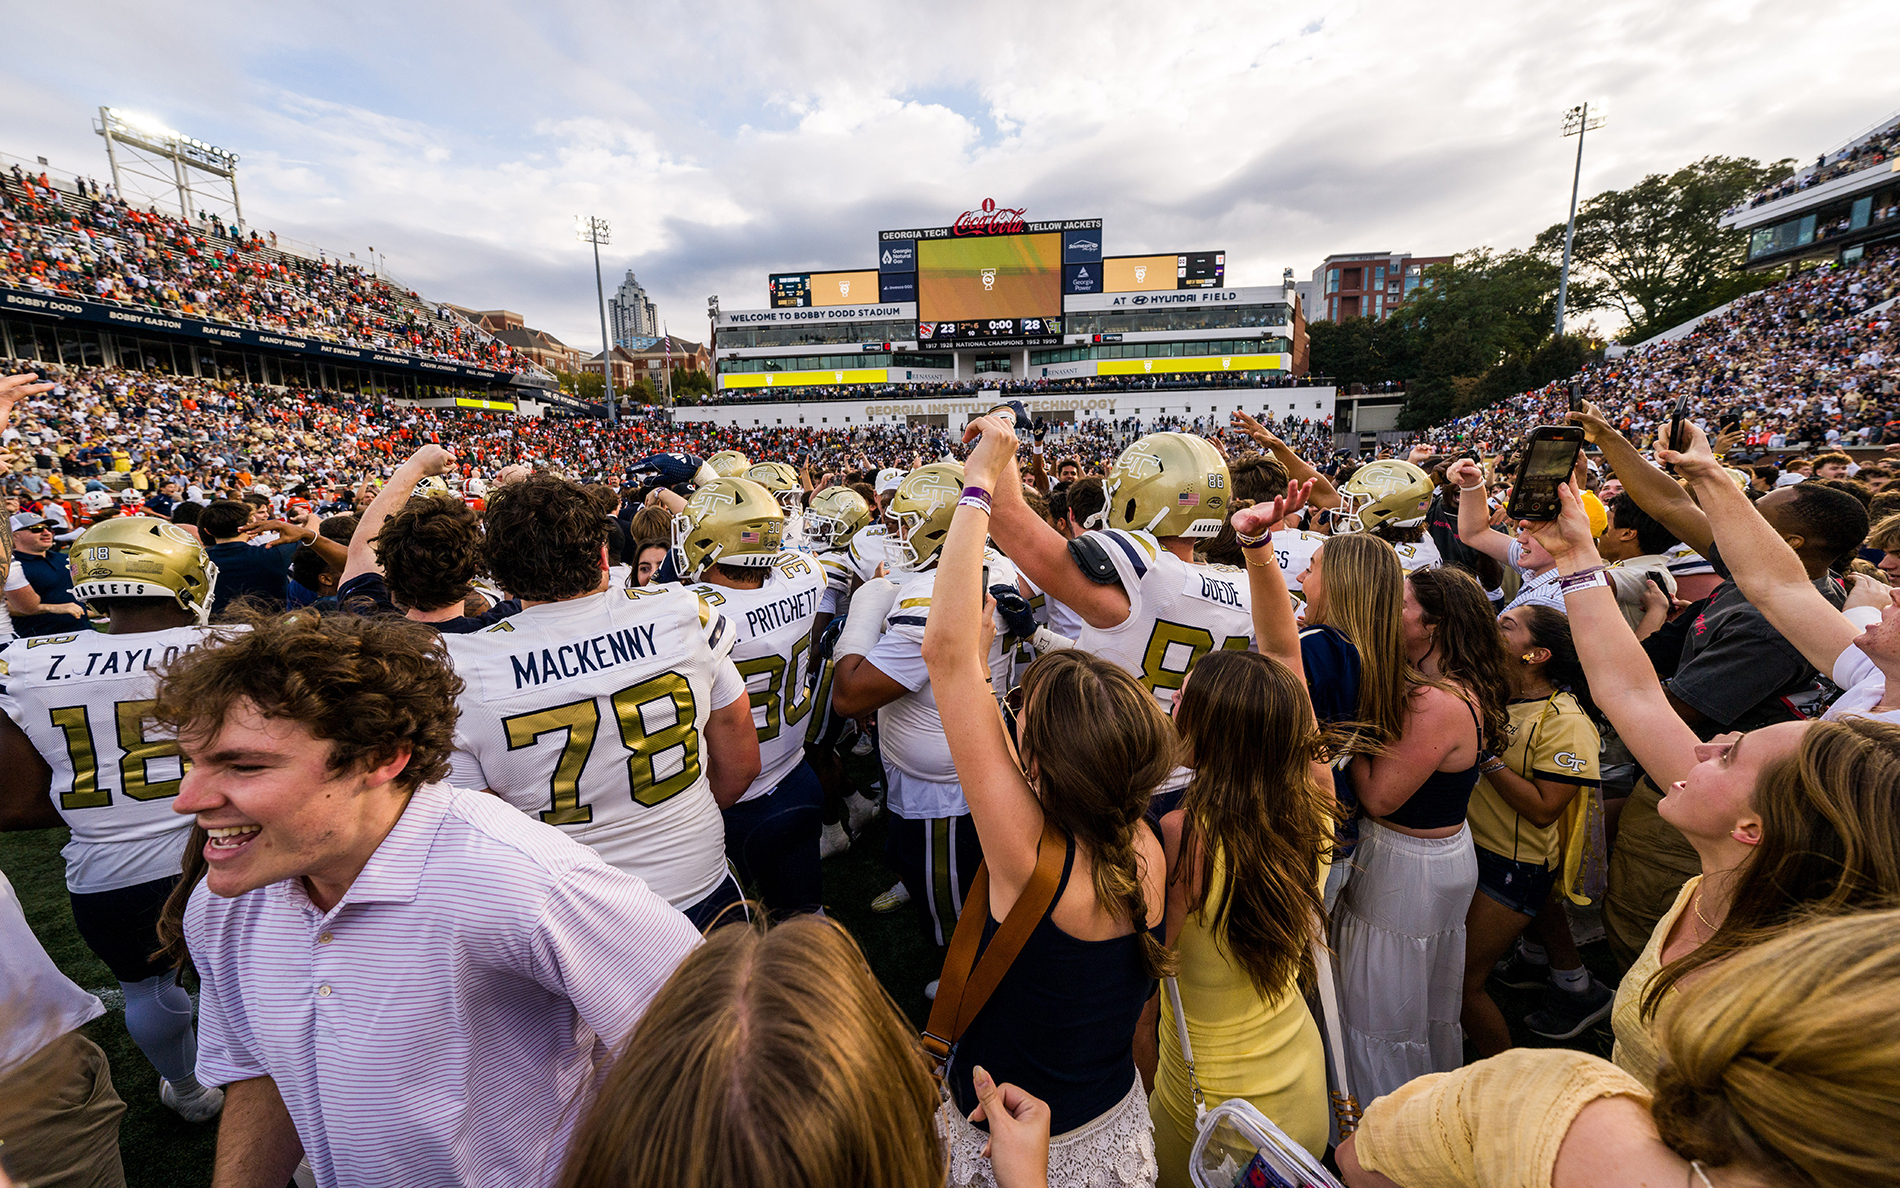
809, 270, 881, 307
918, 233, 1061, 325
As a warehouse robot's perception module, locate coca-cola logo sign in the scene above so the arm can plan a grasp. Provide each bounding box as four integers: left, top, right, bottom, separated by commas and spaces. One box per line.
951, 198, 1028, 237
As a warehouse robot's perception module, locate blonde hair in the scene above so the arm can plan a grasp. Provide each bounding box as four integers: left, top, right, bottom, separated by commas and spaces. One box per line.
1652, 907, 1900, 1187
556, 917, 943, 1188
1307, 533, 1412, 747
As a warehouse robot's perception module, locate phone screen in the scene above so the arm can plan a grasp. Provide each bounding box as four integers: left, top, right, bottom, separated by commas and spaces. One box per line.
1522, 436, 1579, 481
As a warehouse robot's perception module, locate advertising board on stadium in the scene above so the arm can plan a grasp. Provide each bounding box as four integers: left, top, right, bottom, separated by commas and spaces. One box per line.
0, 284, 537, 388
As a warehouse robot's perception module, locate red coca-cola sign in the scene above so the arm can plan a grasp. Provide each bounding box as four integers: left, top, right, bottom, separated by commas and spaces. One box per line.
951, 198, 1028, 237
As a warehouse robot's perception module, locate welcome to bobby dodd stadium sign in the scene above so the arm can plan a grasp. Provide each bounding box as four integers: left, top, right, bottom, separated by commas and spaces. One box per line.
0, 285, 528, 386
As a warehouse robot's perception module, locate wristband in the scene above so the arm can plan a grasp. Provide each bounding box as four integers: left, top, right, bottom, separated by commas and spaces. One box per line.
1558, 568, 1611, 595
957, 485, 992, 514
1458, 481, 1485, 492
1235, 525, 1272, 549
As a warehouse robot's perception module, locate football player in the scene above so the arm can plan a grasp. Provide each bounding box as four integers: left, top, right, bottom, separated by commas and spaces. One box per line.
673, 478, 827, 915
705, 450, 751, 478
987, 430, 1251, 715
801, 484, 883, 857
830, 463, 1017, 963
0, 517, 231, 1122
1333, 458, 1441, 572
440, 474, 761, 931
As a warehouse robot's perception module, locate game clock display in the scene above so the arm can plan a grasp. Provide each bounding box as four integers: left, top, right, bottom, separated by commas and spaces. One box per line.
917, 316, 1062, 346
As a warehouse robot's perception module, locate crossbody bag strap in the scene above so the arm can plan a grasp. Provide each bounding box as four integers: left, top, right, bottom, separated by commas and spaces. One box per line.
1312, 929, 1361, 1135
921, 821, 1068, 1077
1163, 975, 1206, 1121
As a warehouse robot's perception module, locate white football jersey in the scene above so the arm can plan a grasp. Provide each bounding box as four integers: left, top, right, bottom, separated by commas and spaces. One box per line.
0, 625, 235, 892
1274, 530, 1327, 606
442, 586, 744, 909
848, 527, 888, 581
1390, 536, 1441, 573
1075, 529, 1253, 712
816, 547, 856, 617
687, 551, 826, 803
1019, 573, 1085, 640
862, 551, 1018, 819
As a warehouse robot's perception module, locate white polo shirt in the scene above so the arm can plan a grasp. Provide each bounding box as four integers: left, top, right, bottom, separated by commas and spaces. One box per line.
185, 782, 702, 1188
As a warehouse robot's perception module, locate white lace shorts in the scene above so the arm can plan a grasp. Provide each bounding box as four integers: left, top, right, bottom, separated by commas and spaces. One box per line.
938, 1074, 1157, 1188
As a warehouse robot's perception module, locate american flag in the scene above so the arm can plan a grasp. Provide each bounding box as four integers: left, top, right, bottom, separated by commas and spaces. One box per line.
740, 529, 760, 543
1178, 492, 1200, 506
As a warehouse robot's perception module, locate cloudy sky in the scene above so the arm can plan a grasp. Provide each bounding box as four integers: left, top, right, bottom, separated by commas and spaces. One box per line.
8, 0, 1897, 347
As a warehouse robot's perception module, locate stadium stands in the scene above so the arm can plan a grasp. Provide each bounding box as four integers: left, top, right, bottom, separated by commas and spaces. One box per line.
0, 163, 531, 372
1419, 245, 1900, 453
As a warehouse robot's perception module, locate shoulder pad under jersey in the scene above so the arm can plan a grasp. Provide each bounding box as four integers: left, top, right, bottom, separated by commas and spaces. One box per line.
1067, 533, 1121, 586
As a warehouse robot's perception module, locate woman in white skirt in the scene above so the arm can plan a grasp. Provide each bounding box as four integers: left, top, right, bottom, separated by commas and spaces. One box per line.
1324, 545, 1502, 1103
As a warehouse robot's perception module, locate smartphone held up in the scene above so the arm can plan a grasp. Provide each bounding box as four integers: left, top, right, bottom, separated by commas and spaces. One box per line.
1504, 425, 1585, 522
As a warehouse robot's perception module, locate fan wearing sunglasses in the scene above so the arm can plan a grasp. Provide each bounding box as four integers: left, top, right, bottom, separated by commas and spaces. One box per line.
921, 414, 1175, 1186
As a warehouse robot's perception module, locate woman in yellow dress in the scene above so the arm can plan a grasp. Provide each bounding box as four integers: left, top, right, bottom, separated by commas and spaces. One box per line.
1141, 486, 1336, 1183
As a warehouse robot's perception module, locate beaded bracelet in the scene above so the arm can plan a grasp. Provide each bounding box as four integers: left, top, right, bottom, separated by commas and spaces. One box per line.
957, 485, 992, 514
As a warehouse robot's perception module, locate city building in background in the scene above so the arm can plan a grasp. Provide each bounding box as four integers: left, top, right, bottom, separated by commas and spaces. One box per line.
584, 335, 710, 391
609, 270, 659, 345
453, 308, 587, 374
1295, 251, 1452, 323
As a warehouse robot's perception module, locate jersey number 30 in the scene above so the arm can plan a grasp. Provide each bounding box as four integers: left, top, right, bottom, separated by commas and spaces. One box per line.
501, 671, 700, 826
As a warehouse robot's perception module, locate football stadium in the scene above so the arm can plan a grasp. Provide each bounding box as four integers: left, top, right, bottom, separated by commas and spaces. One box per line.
5, 14, 1900, 1188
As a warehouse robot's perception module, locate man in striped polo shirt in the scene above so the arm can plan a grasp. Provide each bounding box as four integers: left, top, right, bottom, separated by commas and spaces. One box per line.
162, 612, 701, 1188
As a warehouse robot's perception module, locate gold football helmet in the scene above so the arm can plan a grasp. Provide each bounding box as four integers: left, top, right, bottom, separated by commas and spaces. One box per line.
670, 477, 786, 579
707, 450, 752, 478
1096, 433, 1230, 540
744, 461, 804, 514
70, 516, 218, 624
1334, 459, 1434, 535
804, 485, 873, 549
886, 463, 965, 572
412, 475, 453, 499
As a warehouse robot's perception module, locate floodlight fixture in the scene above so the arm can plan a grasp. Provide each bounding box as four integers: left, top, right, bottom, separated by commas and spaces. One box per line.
1554, 100, 1608, 338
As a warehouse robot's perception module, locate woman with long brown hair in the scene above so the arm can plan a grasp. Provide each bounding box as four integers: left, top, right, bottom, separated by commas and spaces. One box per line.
921, 414, 1174, 1187
1526, 474, 1900, 1089
1309, 535, 1490, 1102
1143, 486, 1337, 1178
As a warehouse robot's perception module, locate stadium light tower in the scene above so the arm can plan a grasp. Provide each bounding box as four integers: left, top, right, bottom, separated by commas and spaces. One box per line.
576, 215, 618, 425
1554, 100, 1607, 338
94, 106, 243, 229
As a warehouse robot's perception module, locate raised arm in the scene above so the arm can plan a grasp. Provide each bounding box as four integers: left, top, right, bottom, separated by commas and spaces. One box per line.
341, 443, 455, 584
1567, 402, 1712, 556
1234, 481, 1313, 676
1526, 483, 1698, 791
987, 455, 1131, 631
1664, 422, 1859, 676
1232, 411, 1340, 509
921, 416, 1046, 893
1445, 458, 1514, 564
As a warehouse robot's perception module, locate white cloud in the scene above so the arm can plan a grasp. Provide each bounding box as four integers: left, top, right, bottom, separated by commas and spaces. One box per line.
3, 0, 1897, 347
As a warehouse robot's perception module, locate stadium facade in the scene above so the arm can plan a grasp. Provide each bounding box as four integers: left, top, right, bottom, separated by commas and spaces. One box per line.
1720, 114, 1900, 273
713, 199, 1309, 392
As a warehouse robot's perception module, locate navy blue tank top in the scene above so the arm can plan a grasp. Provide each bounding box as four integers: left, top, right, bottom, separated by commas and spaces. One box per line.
1380, 697, 1483, 830
948, 836, 1160, 1135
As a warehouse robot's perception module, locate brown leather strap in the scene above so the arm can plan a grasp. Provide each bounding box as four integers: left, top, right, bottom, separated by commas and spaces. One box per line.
921, 821, 1067, 1076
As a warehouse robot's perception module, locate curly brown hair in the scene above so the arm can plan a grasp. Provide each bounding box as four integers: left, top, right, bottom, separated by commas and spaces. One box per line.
482, 473, 613, 601
374, 496, 482, 611
153, 609, 462, 791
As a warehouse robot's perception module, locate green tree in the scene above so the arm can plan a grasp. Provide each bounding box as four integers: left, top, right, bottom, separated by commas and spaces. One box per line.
1532, 155, 1794, 343
555, 369, 604, 403
672, 367, 713, 397
1391, 249, 1575, 427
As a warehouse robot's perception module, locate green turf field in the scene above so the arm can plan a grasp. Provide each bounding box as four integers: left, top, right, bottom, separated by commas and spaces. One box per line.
3, 766, 1615, 1185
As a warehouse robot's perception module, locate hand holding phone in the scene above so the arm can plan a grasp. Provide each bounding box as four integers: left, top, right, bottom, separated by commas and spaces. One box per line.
1505, 426, 1585, 522
1668, 394, 1692, 453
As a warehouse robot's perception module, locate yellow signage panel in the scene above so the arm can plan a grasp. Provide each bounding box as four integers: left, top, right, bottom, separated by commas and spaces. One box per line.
1096, 354, 1286, 376
1103, 255, 1180, 292
722, 368, 890, 389
808, 270, 882, 307
454, 396, 517, 411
